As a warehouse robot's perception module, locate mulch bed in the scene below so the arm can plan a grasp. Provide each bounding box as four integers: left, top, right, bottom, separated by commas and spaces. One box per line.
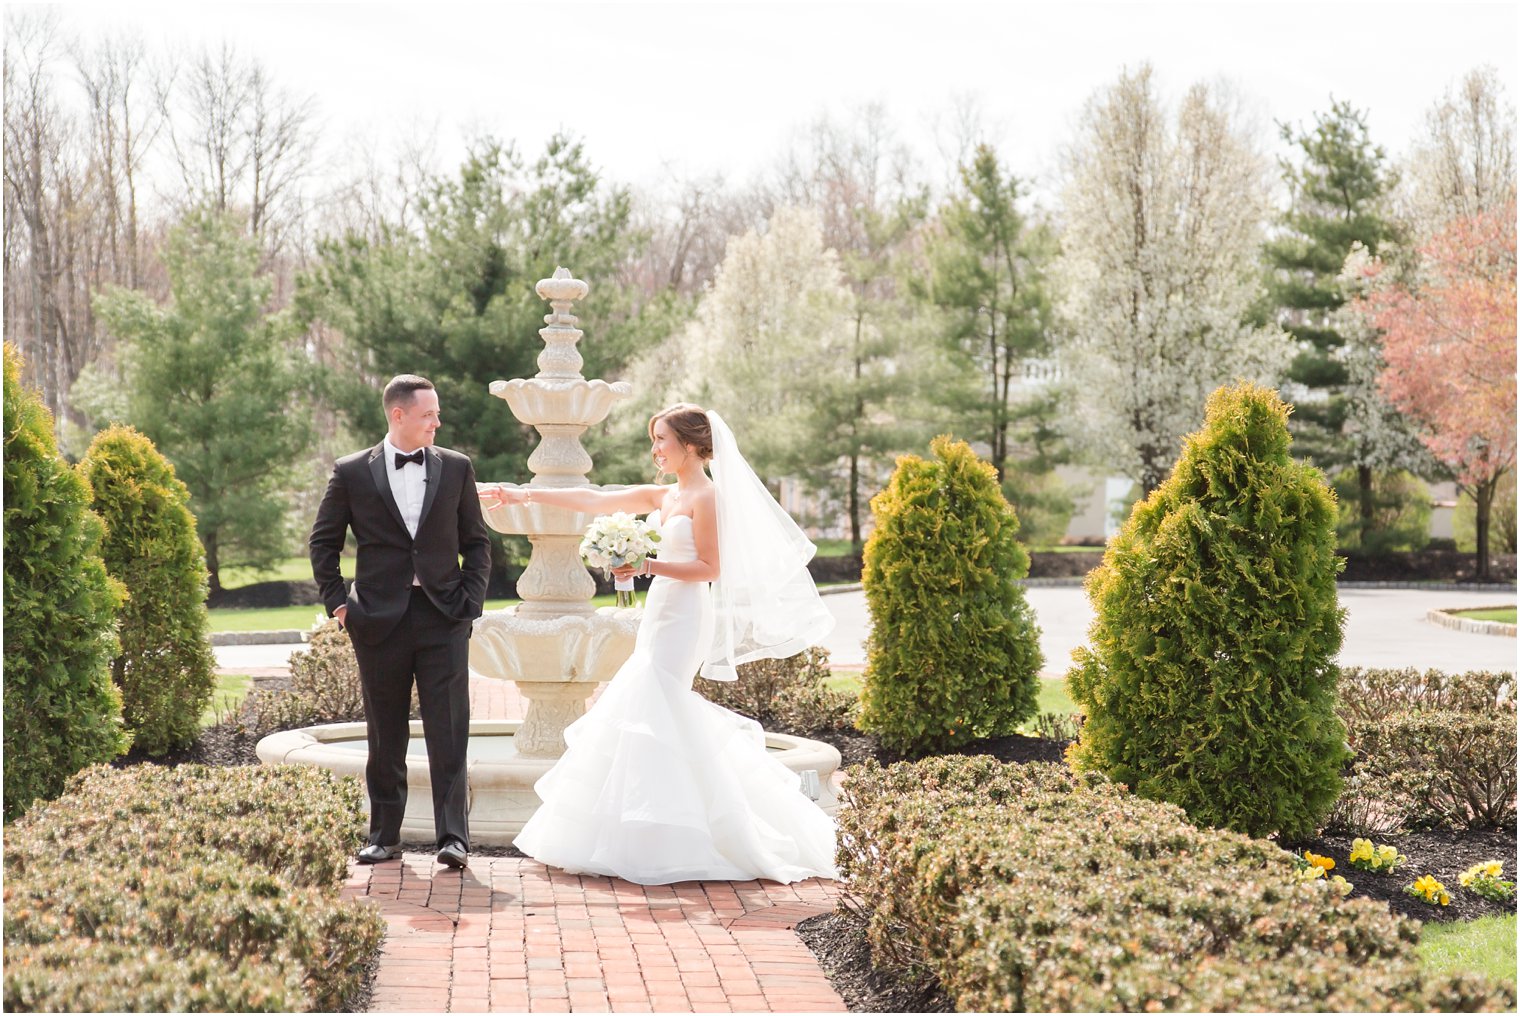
796, 907, 953, 1013
1282, 827, 1518, 924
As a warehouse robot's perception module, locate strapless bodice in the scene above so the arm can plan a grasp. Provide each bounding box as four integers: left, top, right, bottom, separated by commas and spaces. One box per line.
649, 510, 696, 564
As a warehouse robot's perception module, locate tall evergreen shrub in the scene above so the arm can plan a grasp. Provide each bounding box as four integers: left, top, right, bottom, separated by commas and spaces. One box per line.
2, 344, 128, 818
1068, 382, 1347, 838
859, 435, 1043, 754
80, 425, 217, 755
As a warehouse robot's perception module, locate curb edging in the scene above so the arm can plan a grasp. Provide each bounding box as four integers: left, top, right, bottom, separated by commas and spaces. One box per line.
1425, 606, 1518, 638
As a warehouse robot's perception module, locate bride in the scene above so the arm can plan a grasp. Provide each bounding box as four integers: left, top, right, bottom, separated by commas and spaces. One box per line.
481, 404, 838, 885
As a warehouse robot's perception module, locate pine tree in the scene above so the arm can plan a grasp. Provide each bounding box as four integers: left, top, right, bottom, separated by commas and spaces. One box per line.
1265, 99, 1406, 540
915, 145, 1060, 487
80, 425, 218, 755
860, 436, 1043, 754
93, 207, 310, 592
1067, 383, 1348, 838
3, 343, 128, 819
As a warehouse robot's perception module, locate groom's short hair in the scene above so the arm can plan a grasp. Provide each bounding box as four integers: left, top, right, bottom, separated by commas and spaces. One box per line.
383, 374, 435, 414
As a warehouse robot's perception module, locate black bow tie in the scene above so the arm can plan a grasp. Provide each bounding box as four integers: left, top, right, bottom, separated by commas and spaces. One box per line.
394, 450, 425, 469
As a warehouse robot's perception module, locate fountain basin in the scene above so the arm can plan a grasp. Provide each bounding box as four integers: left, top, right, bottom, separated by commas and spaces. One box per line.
489, 377, 631, 428
470, 606, 642, 755
255, 720, 842, 845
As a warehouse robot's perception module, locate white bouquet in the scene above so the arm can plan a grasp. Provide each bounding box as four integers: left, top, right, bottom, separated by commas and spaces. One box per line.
580, 512, 661, 607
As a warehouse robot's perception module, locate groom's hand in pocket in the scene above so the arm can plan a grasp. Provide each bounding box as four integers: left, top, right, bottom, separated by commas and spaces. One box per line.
334, 605, 348, 629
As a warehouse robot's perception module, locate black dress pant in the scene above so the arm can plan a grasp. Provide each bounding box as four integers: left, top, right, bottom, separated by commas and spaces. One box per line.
350, 587, 471, 848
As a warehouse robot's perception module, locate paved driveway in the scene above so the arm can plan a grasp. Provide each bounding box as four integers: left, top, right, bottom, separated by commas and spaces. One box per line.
818, 586, 1517, 675
216, 586, 1516, 677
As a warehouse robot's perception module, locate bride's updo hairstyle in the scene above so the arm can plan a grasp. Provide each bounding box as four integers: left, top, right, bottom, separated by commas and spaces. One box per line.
649, 403, 714, 462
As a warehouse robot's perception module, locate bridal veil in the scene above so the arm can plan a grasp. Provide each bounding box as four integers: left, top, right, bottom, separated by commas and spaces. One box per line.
700, 410, 836, 681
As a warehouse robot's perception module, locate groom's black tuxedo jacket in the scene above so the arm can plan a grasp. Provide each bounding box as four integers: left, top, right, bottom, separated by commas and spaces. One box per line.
310, 442, 492, 645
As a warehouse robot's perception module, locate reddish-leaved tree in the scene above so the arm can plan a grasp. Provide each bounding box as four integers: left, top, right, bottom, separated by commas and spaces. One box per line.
1357, 203, 1517, 580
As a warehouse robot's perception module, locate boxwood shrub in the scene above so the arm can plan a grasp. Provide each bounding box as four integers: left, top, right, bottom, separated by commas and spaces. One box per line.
4, 764, 383, 1012
696, 646, 855, 734
837, 755, 1515, 1012
1331, 667, 1516, 832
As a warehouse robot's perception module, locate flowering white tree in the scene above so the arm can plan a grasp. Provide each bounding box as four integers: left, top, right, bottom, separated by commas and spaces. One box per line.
622, 205, 855, 483
1054, 64, 1291, 493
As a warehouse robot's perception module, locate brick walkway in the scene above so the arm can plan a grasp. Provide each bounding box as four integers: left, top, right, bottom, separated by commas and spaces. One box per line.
340, 675, 849, 1013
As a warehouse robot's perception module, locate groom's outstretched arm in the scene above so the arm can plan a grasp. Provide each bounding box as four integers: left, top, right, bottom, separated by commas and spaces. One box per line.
310, 463, 352, 618
458, 457, 491, 617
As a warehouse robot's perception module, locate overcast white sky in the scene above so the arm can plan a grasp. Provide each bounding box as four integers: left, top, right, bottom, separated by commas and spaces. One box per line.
34, 1, 1520, 203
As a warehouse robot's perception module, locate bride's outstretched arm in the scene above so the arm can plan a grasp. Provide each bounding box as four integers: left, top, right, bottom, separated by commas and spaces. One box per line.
480, 483, 665, 515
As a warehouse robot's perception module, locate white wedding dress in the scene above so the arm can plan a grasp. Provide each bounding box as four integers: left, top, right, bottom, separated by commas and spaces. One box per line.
513, 511, 839, 885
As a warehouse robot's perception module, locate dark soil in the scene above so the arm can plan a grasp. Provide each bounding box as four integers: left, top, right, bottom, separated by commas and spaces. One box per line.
796, 907, 953, 1013
111, 719, 265, 769
778, 721, 1071, 770
1282, 827, 1518, 924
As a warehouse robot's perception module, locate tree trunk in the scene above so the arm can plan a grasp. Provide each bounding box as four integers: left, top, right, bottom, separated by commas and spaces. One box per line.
204, 532, 222, 595
1474, 478, 1494, 583
1357, 464, 1375, 546
848, 449, 862, 555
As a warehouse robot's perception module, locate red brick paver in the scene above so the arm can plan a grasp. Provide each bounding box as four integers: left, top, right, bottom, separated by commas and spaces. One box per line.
345, 858, 846, 1013
339, 674, 848, 1013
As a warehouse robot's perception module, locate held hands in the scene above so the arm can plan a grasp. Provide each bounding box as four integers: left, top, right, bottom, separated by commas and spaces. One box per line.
479, 484, 529, 508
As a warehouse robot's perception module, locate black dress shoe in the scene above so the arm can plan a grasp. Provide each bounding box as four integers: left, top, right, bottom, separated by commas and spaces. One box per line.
436, 839, 468, 869
356, 843, 401, 864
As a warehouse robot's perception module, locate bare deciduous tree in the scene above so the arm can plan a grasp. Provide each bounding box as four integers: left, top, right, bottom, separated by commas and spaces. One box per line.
158, 43, 317, 255
1403, 65, 1516, 234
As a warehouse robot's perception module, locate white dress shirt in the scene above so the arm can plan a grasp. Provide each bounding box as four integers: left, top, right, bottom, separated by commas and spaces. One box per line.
383, 438, 426, 585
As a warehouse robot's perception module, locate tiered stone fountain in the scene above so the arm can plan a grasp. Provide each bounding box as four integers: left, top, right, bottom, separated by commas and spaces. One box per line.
257, 268, 840, 845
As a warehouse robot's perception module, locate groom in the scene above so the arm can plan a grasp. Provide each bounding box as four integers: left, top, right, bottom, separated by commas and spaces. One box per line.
310, 374, 491, 869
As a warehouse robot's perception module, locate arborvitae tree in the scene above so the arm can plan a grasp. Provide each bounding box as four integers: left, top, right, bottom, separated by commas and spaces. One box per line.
859, 435, 1043, 754
2, 343, 128, 819
1265, 99, 1405, 537
1068, 382, 1348, 838
79, 425, 218, 755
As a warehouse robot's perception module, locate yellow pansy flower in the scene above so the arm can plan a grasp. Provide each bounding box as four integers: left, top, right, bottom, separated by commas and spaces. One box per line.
1304, 851, 1335, 872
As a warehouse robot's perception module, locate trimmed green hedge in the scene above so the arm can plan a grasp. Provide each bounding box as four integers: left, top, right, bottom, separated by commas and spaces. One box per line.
837, 755, 1515, 1012
4, 764, 384, 1012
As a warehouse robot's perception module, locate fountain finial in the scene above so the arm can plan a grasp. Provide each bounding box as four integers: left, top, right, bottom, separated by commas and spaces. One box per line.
530, 267, 590, 378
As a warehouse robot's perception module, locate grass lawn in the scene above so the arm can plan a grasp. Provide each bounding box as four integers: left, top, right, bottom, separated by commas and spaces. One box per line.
826, 671, 1079, 717
1454, 606, 1517, 624
1418, 914, 1517, 987
217, 556, 334, 588
813, 540, 1104, 558
201, 673, 253, 728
